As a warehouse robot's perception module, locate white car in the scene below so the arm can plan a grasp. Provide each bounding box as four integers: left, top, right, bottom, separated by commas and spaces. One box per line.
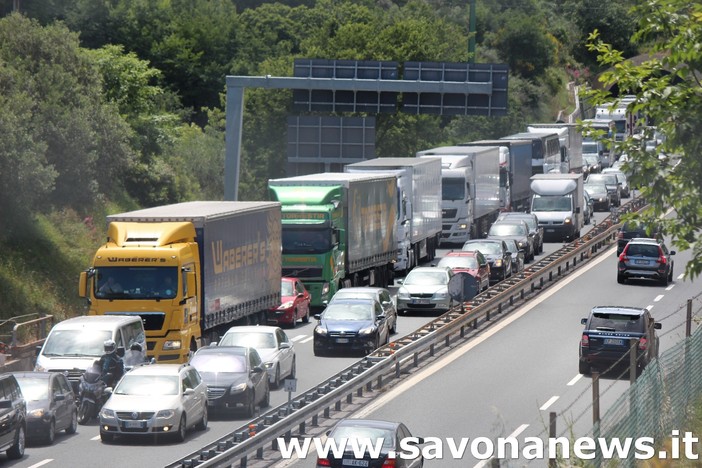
216, 325, 295, 388
98, 364, 208, 443
395, 266, 455, 315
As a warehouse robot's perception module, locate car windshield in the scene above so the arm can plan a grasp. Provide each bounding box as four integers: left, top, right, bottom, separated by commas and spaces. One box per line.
463, 242, 501, 255
190, 353, 247, 374
323, 303, 374, 321
219, 332, 276, 349
281, 280, 294, 296
114, 375, 180, 396
532, 196, 572, 212
16, 378, 48, 401
582, 142, 599, 154
589, 312, 644, 333
438, 256, 478, 269
331, 426, 395, 450
585, 184, 607, 195
489, 223, 526, 236
403, 270, 448, 285
504, 240, 519, 254
584, 155, 599, 164
42, 329, 112, 357
587, 174, 617, 185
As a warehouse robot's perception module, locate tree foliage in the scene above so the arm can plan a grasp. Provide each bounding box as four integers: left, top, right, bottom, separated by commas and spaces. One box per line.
585, 0, 702, 278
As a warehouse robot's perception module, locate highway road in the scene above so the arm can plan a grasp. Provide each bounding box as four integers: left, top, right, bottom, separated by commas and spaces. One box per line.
9, 210, 698, 468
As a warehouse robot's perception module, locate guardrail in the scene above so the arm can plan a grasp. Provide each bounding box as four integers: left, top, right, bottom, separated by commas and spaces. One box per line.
0, 313, 54, 372
167, 198, 646, 468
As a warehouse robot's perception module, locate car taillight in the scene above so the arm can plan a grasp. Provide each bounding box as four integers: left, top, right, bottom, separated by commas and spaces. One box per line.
581, 334, 589, 347
381, 458, 397, 468
316, 458, 331, 467
639, 337, 648, 350
658, 252, 667, 264
618, 253, 628, 263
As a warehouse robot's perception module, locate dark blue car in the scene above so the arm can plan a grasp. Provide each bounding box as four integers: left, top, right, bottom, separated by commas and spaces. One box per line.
313, 298, 389, 356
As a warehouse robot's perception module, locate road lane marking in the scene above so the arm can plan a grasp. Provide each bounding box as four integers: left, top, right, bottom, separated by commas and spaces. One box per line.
301, 336, 314, 344
666, 284, 675, 291
27, 461, 53, 468
540, 396, 559, 411
654, 295, 664, 302
473, 425, 530, 468
646, 305, 654, 311
291, 335, 307, 342
567, 374, 583, 386
678, 273, 684, 280
354, 246, 615, 419
91, 435, 100, 440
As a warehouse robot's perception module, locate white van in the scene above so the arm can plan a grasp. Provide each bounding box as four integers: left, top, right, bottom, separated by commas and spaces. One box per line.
35, 315, 147, 391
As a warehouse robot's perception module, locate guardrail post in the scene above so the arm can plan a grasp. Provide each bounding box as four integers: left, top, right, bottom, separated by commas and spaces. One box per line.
413, 352, 419, 367
335, 401, 341, 411
460, 325, 465, 338
312, 414, 318, 426
300, 421, 306, 435
395, 359, 401, 378
445, 335, 450, 348
430, 343, 435, 356
324, 407, 330, 418
240, 456, 247, 467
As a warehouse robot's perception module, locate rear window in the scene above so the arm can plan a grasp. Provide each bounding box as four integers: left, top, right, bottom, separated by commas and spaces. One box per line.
624, 244, 661, 257
589, 312, 644, 332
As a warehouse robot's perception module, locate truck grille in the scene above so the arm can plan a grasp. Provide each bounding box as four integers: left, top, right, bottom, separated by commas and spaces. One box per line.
442, 209, 457, 219
282, 267, 323, 279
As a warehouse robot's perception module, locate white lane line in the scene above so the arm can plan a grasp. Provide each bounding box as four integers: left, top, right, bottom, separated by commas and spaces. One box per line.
646, 305, 654, 311
678, 273, 684, 280
540, 396, 559, 411
654, 295, 664, 302
666, 284, 675, 291
567, 374, 583, 386
300, 336, 314, 344
354, 247, 615, 420
91, 435, 101, 440
291, 335, 307, 342
27, 461, 54, 468
473, 425, 530, 468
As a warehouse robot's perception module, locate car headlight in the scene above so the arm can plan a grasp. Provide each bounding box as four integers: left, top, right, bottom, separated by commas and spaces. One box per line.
34, 364, 45, 372
598, 197, 605, 202
278, 301, 294, 310
397, 288, 410, 300
163, 340, 182, 350
517, 241, 525, 248
156, 409, 175, 419
358, 326, 376, 336
29, 409, 45, 418
321, 282, 330, 296
564, 217, 572, 224
494, 259, 503, 267
230, 383, 247, 394
314, 326, 328, 336
434, 289, 448, 300
99, 408, 115, 420
263, 362, 274, 369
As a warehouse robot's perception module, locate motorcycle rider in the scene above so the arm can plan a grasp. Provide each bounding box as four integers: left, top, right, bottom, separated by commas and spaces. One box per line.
98, 339, 124, 387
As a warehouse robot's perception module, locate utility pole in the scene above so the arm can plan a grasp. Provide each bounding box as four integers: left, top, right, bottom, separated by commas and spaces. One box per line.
468, 0, 477, 63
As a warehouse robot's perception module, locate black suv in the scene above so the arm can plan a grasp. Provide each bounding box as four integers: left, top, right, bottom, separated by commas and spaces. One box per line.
617, 238, 675, 286
617, 221, 662, 255
0, 373, 27, 460
579, 306, 661, 376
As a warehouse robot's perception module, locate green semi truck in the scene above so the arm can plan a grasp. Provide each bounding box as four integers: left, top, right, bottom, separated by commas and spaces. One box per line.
268, 172, 397, 309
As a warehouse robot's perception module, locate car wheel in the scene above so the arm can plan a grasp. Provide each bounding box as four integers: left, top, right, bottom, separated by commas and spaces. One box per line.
195, 405, 208, 431
44, 418, 56, 445
390, 316, 397, 334
261, 382, 270, 408
66, 409, 77, 434
173, 413, 187, 442
273, 365, 281, 389
302, 308, 310, 324
579, 360, 591, 376
99, 431, 115, 443
6, 425, 25, 459
289, 357, 296, 379
660, 275, 669, 286
244, 393, 255, 418
668, 268, 673, 282
290, 310, 298, 328
314, 347, 324, 357
617, 275, 626, 284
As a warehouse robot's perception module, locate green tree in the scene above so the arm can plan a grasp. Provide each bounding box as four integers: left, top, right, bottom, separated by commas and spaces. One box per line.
585, 0, 702, 278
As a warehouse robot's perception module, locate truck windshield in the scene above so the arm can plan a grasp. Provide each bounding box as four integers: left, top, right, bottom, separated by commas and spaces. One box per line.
532, 196, 572, 212
282, 228, 331, 254
94, 267, 179, 300
442, 178, 465, 201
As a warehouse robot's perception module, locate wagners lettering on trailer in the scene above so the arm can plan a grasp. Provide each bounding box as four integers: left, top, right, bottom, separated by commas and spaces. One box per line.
212, 233, 267, 274
107, 257, 166, 263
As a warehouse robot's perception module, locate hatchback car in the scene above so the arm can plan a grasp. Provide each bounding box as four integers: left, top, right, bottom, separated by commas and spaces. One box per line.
487, 220, 534, 262
0, 373, 26, 460
268, 277, 311, 328
503, 239, 525, 275
395, 266, 455, 315
98, 363, 208, 443
584, 183, 612, 212
313, 298, 390, 356
12, 372, 77, 445
436, 251, 490, 292
579, 306, 661, 376
328, 287, 398, 334
616, 221, 662, 255
617, 238, 675, 286
317, 418, 424, 467
189, 346, 269, 418
462, 240, 512, 282
496, 212, 543, 255
216, 325, 295, 389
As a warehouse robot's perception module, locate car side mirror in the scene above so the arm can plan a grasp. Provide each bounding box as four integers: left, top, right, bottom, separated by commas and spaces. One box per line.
654, 322, 662, 330
55, 394, 65, 401
314, 314, 321, 320
397, 279, 404, 285
377, 315, 386, 321
297, 293, 304, 298
670, 251, 676, 255
581, 318, 588, 325
183, 388, 195, 396
279, 342, 291, 349
252, 366, 265, 374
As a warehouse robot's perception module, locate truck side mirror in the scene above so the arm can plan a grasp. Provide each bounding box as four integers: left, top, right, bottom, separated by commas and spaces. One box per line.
78, 271, 88, 298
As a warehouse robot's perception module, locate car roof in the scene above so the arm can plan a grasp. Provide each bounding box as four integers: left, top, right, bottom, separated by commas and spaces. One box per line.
51, 315, 141, 330
326, 297, 376, 305
333, 419, 400, 431
591, 306, 645, 317
445, 251, 481, 257
627, 238, 661, 245
498, 212, 534, 219
12, 371, 52, 380
408, 266, 451, 273
334, 287, 386, 294
127, 363, 189, 376
223, 325, 280, 334
464, 239, 503, 245
195, 345, 248, 356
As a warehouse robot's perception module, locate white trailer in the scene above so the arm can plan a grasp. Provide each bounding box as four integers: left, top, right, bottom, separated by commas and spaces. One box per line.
527, 123, 583, 174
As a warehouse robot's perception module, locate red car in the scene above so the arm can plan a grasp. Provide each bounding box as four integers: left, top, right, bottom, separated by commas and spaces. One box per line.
437, 251, 491, 292
268, 277, 311, 327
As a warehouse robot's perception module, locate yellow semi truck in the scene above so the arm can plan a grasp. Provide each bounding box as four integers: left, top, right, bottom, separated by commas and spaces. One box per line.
79, 201, 281, 363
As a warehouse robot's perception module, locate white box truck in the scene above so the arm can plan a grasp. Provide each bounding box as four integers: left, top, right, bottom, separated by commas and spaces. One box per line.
527, 123, 583, 174
417, 146, 501, 245
530, 173, 584, 242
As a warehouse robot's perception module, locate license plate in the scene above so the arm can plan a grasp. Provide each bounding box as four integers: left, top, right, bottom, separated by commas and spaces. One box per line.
546, 228, 555, 233
411, 299, 430, 304
342, 460, 369, 467
336, 338, 349, 344
635, 260, 649, 265
604, 338, 624, 346
124, 420, 144, 429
